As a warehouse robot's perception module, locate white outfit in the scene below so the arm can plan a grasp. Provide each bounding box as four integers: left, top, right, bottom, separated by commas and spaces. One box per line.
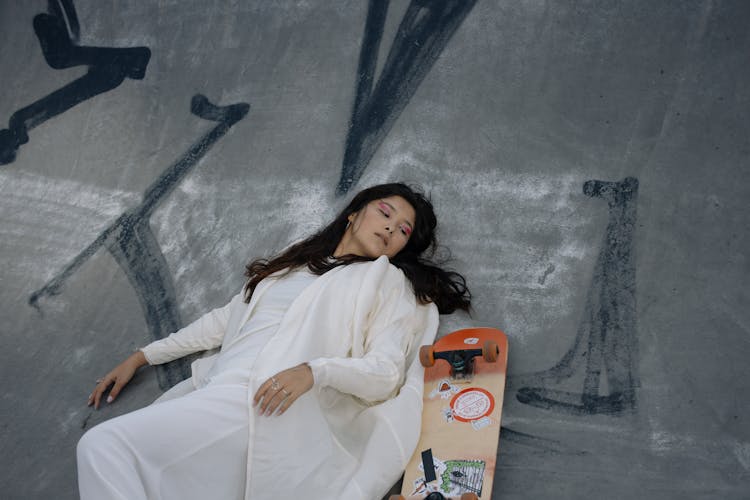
77, 256, 439, 500
201, 267, 318, 386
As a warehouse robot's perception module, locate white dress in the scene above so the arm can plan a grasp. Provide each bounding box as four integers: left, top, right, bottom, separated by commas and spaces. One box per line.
77, 269, 318, 500
78, 257, 439, 500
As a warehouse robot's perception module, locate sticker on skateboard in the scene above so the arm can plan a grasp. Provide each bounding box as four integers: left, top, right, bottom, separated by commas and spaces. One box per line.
409, 456, 486, 497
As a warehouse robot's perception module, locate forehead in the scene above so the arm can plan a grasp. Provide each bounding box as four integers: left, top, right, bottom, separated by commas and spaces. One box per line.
377, 195, 416, 223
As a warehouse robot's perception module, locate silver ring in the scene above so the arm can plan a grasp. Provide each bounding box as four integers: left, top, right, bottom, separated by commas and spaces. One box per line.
281, 388, 290, 397
271, 377, 280, 390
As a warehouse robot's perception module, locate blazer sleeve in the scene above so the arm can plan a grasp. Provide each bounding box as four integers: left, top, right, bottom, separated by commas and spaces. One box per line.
139, 291, 243, 365
307, 267, 422, 403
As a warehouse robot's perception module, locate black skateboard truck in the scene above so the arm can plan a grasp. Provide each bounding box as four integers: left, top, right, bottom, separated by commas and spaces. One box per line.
419, 340, 499, 380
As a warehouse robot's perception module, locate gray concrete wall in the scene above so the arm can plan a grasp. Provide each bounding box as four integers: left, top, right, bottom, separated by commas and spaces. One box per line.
1, 1, 748, 498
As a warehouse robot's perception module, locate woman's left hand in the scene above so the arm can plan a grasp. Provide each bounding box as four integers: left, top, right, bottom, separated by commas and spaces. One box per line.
253, 363, 314, 416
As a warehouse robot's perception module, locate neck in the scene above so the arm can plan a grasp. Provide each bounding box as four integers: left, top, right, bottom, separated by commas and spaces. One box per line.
333, 233, 352, 257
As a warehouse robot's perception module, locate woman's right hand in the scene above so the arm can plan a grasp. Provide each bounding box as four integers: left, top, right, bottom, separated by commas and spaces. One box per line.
88, 350, 149, 409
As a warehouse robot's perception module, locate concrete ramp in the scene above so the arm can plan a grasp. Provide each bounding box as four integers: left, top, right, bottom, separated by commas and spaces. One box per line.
1, 1, 748, 498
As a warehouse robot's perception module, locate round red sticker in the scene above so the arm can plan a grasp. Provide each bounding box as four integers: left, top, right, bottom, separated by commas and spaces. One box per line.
450, 387, 495, 422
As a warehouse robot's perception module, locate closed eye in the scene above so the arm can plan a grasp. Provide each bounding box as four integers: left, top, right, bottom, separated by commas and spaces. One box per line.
377, 201, 391, 217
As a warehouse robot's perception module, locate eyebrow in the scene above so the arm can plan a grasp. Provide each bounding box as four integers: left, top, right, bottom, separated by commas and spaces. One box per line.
380, 200, 414, 229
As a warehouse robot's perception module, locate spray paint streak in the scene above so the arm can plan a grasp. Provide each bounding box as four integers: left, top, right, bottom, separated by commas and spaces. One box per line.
29, 95, 250, 389
336, 0, 478, 195
499, 427, 584, 456
511, 177, 639, 415
0, 0, 151, 165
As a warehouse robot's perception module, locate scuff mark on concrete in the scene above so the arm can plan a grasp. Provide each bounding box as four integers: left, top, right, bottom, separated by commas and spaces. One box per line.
538, 263, 556, 285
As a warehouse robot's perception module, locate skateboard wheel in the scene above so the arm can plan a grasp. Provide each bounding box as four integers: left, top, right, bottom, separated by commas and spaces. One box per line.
419, 345, 435, 367
460, 493, 479, 500
482, 340, 499, 362
388, 496, 405, 500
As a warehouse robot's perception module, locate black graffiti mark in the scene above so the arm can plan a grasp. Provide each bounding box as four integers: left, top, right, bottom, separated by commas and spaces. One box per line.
80, 411, 92, 430
498, 427, 585, 456
48, 0, 80, 42
336, 0, 478, 195
0, 0, 150, 165
511, 177, 639, 415
29, 95, 250, 389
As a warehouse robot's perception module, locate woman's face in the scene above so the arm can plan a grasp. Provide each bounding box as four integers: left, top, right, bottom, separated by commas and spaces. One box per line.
334, 195, 416, 259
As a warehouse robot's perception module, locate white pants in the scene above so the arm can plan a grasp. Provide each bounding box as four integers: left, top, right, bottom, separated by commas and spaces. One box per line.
77, 382, 250, 500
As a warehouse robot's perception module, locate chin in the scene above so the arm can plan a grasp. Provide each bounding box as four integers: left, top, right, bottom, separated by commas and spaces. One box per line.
363, 245, 386, 259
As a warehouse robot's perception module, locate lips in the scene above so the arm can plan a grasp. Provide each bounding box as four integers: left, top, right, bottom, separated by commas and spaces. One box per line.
375, 232, 389, 247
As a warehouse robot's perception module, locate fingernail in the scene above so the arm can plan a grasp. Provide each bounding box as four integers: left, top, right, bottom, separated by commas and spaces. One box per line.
106, 396, 113, 403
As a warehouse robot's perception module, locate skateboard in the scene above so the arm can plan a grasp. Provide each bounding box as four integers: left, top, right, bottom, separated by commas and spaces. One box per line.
391, 327, 508, 500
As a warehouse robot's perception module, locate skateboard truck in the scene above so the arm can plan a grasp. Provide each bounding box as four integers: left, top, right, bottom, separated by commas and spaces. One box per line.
419, 340, 499, 381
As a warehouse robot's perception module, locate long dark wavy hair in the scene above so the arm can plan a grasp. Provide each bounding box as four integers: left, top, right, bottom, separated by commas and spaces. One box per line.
244, 183, 471, 314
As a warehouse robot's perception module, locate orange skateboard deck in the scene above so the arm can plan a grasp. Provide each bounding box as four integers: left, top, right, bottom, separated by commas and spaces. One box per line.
396, 327, 508, 500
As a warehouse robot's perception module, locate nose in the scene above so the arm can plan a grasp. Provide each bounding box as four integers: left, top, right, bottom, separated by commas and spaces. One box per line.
386, 225, 393, 233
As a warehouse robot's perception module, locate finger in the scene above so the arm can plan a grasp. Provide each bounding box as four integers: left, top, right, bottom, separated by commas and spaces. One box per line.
108, 379, 125, 404
259, 389, 280, 415
93, 385, 107, 410
260, 389, 286, 416
254, 372, 288, 406
276, 392, 296, 416
253, 384, 271, 407
92, 376, 114, 409
92, 384, 104, 409
253, 382, 270, 407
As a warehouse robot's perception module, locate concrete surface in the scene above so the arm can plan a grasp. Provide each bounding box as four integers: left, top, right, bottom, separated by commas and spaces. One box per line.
1, 1, 748, 498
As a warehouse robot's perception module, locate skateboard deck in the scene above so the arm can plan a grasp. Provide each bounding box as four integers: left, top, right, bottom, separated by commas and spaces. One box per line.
395, 327, 508, 500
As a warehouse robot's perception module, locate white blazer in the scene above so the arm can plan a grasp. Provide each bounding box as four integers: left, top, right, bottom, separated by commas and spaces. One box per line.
142, 256, 439, 499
